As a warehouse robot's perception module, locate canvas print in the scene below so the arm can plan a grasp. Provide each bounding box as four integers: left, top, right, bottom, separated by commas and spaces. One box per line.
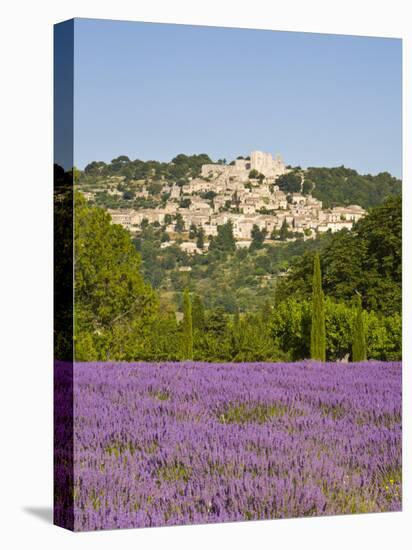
54, 18, 402, 531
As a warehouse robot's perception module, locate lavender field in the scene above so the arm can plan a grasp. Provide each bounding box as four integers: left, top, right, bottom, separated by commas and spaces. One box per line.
66, 361, 401, 530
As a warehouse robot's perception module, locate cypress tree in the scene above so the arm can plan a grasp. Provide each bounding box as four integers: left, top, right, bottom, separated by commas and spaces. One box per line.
279, 219, 289, 241
192, 294, 205, 331
181, 288, 193, 360
196, 227, 205, 250
310, 253, 326, 361
352, 296, 367, 361
231, 307, 241, 358
261, 300, 272, 324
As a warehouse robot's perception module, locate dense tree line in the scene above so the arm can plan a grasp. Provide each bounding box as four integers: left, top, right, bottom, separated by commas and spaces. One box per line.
276, 195, 402, 316
80, 155, 401, 213
83, 153, 213, 184
305, 166, 401, 209
74, 193, 158, 361
72, 191, 401, 363
273, 166, 401, 208
270, 296, 400, 362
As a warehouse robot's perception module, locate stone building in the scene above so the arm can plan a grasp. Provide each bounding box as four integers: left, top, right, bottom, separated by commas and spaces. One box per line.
201, 150, 287, 180
102, 150, 367, 246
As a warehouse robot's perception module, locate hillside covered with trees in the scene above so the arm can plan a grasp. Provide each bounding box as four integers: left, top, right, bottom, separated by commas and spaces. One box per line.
83, 153, 213, 184
66, 184, 401, 363
78, 155, 402, 212
305, 166, 401, 209
276, 195, 401, 315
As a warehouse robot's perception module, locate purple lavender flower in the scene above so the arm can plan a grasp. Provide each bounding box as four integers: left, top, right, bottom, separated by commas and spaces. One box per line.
56, 361, 402, 530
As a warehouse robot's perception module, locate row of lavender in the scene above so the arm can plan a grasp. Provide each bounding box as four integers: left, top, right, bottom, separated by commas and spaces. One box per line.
67, 361, 401, 530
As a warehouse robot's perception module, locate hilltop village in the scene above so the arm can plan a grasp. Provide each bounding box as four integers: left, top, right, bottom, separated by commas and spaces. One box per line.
81, 150, 366, 253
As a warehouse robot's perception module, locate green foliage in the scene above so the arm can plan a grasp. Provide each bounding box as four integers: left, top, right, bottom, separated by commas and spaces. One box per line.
302, 179, 313, 195
232, 310, 283, 362
188, 224, 198, 239
196, 227, 205, 249
365, 311, 402, 361
352, 297, 367, 361
123, 190, 134, 200
277, 196, 401, 317
279, 219, 291, 241
305, 166, 401, 209
72, 195, 401, 362
192, 294, 206, 331
277, 172, 302, 193
352, 195, 401, 314
84, 153, 213, 183
324, 298, 354, 361
84, 160, 107, 175
74, 158, 402, 363
200, 191, 217, 201
311, 253, 326, 361
217, 401, 289, 425
179, 198, 191, 208
181, 289, 193, 360
175, 213, 185, 232
249, 169, 260, 179
209, 221, 236, 253
194, 307, 232, 361
74, 193, 158, 361
147, 182, 163, 196
271, 299, 311, 360
270, 228, 280, 240
250, 225, 266, 250
140, 313, 181, 361
270, 296, 400, 362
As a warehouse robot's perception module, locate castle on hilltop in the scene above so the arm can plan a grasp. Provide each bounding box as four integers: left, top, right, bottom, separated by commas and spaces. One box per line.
201, 150, 287, 181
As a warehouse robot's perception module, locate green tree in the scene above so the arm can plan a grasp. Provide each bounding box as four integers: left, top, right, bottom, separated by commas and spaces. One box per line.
143, 300, 181, 361
277, 172, 302, 193
209, 221, 236, 253
189, 223, 198, 239
84, 160, 107, 175
352, 296, 367, 361
324, 298, 354, 361
233, 311, 282, 362
271, 298, 311, 360
250, 225, 266, 250
248, 169, 259, 179
175, 213, 185, 232
147, 181, 163, 195
279, 219, 290, 241
181, 288, 193, 359
276, 195, 401, 317
74, 193, 158, 361
179, 197, 191, 208
270, 227, 280, 240
192, 294, 206, 331
123, 190, 134, 200
194, 307, 232, 361
310, 253, 326, 360
205, 307, 228, 337
305, 166, 401, 209
302, 179, 313, 195
196, 227, 205, 249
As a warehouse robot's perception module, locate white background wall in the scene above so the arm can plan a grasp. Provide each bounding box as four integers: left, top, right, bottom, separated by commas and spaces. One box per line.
0, 1, 410, 548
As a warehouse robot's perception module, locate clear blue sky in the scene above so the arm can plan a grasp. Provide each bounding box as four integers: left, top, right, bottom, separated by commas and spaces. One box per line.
73, 18, 402, 177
